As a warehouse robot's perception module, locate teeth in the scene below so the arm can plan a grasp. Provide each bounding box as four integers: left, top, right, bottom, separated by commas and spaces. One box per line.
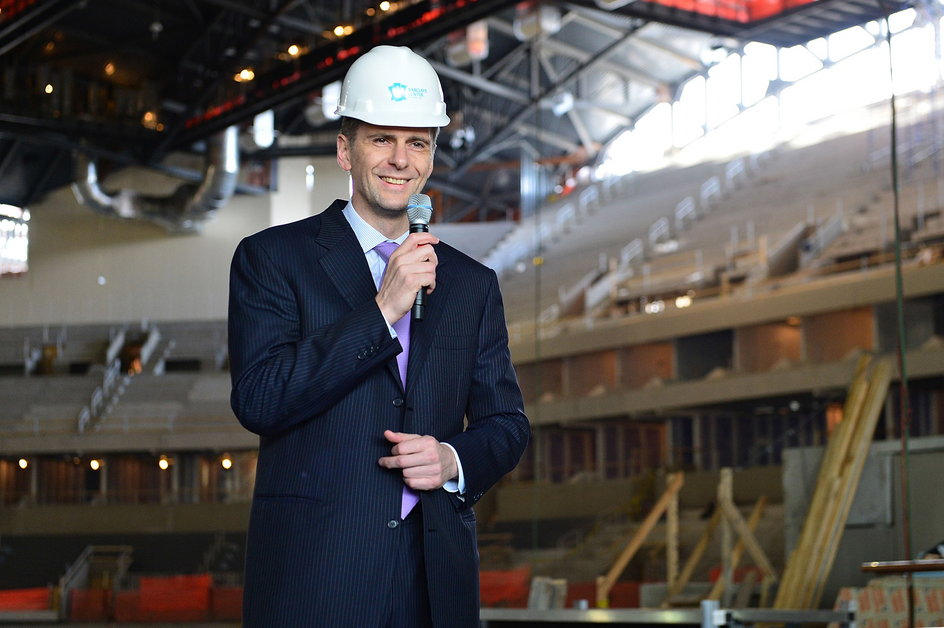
381, 176, 407, 184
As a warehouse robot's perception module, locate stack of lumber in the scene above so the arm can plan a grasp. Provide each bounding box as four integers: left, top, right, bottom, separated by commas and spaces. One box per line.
774, 355, 894, 609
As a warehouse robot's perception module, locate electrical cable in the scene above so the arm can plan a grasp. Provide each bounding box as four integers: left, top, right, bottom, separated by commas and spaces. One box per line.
881, 12, 914, 568
881, 12, 916, 628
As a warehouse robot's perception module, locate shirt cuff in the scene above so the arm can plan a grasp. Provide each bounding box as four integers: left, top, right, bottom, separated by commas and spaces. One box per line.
439, 442, 465, 495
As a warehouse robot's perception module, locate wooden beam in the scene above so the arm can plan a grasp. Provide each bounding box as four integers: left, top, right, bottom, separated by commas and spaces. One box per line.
667, 476, 680, 591
807, 359, 893, 607
662, 507, 721, 606
596, 472, 685, 608
774, 355, 872, 608
717, 497, 776, 581
706, 495, 768, 601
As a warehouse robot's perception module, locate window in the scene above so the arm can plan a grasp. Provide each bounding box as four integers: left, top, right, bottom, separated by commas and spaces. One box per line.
0, 205, 29, 277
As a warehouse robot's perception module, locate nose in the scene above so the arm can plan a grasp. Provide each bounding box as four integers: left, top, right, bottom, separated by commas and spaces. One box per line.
389, 141, 409, 169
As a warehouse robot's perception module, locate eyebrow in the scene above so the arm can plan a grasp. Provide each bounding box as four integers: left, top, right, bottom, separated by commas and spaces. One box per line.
366, 131, 431, 144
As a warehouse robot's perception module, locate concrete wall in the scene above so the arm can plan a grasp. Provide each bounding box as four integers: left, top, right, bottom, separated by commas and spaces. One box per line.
0, 502, 250, 535
0, 155, 349, 327
496, 466, 784, 522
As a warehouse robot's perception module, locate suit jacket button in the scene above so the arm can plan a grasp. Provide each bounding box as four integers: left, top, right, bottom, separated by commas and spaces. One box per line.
392, 398, 404, 407
387, 519, 399, 529
357, 350, 366, 359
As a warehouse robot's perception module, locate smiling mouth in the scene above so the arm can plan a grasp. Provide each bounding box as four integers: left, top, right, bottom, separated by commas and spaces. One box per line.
380, 175, 408, 185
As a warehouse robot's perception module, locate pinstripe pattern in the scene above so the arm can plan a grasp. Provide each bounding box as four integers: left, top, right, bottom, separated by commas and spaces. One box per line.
229, 200, 530, 627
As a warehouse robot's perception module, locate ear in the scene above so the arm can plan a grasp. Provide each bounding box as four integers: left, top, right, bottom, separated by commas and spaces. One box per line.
337, 134, 351, 171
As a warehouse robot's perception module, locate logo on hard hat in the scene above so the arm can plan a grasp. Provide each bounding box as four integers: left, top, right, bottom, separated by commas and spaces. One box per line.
388, 83, 429, 103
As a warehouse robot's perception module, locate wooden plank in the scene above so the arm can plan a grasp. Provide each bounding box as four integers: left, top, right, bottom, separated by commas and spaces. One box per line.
774, 354, 872, 609
719, 468, 735, 607
706, 495, 768, 601
807, 359, 893, 608
792, 356, 874, 607
718, 495, 777, 581
596, 472, 684, 608
663, 508, 721, 606
667, 476, 679, 591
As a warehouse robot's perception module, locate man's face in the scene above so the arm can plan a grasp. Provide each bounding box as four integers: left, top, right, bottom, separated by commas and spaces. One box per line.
337, 122, 435, 221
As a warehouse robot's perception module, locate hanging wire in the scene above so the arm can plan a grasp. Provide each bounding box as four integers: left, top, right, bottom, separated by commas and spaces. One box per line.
881, 12, 914, 567
866, 25, 926, 628
528, 34, 545, 553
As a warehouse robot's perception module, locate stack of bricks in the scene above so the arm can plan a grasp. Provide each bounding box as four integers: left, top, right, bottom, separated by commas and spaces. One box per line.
833, 577, 944, 628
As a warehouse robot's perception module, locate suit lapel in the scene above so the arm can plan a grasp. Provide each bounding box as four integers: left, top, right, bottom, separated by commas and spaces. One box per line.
316, 201, 403, 388
316, 201, 378, 311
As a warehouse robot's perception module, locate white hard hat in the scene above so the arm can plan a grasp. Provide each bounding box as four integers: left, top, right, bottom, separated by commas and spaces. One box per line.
335, 45, 450, 128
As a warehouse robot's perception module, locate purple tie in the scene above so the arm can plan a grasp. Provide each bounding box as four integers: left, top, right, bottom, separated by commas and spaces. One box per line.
374, 241, 420, 519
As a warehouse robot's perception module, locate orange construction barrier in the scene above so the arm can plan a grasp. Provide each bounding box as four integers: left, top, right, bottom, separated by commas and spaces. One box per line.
0, 587, 50, 611
567, 581, 641, 608
69, 589, 110, 621
138, 574, 211, 622
113, 590, 140, 622
480, 566, 531, 608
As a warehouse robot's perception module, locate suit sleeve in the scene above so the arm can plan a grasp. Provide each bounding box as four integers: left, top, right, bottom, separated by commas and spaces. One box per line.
444, 270, 530, 507
228, 235, 399, 437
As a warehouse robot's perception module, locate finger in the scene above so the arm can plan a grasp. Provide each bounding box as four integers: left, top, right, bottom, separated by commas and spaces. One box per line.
403, 232, 440, 247
394, 435, 439, 456
384, 429, 419, 444
377, 451, 432, 470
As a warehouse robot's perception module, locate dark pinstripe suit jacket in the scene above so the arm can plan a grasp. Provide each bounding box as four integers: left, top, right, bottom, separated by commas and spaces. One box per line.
228, 200, 530, 627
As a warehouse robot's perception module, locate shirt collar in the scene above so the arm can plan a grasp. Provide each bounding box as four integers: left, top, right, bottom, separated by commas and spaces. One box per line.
342, 201, 408, 253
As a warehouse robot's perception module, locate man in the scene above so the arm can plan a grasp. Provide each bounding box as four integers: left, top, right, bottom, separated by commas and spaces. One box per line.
228, 45, 530, 627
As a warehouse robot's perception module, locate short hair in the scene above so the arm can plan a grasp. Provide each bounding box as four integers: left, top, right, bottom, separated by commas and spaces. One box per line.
339, 117, 440, 147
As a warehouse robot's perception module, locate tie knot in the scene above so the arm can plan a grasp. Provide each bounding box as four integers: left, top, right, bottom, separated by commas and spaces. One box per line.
374, 241, 399, 263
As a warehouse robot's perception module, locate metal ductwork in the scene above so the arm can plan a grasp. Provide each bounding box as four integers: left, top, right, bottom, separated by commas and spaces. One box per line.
71, 126, 239, 234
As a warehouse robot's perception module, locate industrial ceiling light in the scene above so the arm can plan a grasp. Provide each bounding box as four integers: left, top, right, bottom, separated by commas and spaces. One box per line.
252, 110, 275, 148
18, 458, 28, 470
234, 68, 255, 83
141, 110, 158, 130
550, 91, 574, 116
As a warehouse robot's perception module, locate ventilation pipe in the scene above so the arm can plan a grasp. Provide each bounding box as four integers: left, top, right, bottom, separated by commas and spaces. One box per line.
71, 125, 239, 234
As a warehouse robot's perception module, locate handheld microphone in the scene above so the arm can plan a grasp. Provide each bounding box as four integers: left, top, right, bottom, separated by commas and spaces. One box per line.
406, 193, 433, 320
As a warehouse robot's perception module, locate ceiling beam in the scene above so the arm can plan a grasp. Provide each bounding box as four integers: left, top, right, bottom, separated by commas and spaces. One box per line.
153, 0, 303, 161
25, 148, 67, 207
174, 0, 512, 147
516, 123, 582, 153
194, 0, 323, 34
538, 52, 597, 156
427, 175, 512, 214
430, 62, 530, 105
541, 36, 665, 89
633, 35, 706, 70
0, 0, 81, 57
451, 19, 646, 175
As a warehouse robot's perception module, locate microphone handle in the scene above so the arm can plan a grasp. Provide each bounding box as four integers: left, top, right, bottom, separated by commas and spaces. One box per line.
410, 222, 429, 320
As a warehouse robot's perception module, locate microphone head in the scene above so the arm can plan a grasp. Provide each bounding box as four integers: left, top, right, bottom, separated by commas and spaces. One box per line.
406, 193, 432, 226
